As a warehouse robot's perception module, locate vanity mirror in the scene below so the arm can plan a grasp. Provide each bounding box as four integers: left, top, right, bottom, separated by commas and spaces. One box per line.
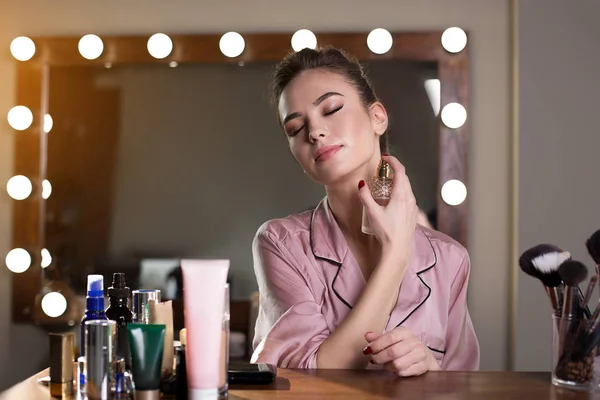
7, 29, 469, 328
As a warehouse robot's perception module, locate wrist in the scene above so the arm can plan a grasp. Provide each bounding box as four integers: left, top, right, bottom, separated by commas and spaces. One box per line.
427, 351, 441, 371
380, 246, 409, 271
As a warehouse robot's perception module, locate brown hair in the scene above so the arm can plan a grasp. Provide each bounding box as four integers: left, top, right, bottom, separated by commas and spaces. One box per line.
270, 46, 389, 153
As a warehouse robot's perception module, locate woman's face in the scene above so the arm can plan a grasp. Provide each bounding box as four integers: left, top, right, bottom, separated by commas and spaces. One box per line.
278, 69, 388, 186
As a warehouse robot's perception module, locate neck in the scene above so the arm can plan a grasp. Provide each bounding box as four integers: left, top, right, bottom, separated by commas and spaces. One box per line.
325, 156, 380, 243
326, 184, 364, 239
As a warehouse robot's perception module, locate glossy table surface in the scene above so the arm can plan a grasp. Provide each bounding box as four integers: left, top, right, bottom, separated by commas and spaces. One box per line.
1, 368, 598, 399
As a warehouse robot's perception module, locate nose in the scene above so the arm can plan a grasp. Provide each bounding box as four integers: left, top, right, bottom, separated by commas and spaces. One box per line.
308, 125, 327, 143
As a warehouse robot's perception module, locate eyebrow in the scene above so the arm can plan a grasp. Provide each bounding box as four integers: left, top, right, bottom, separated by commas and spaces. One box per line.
282, 92, 344, 125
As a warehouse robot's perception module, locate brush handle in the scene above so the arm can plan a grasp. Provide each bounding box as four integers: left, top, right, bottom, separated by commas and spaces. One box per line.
566, 318, 600, 363
544, 286, 561, 316
562, 286, 575, 319
576, 285, 592, 319
581, 276, 598, 312
558, 286, 577, 364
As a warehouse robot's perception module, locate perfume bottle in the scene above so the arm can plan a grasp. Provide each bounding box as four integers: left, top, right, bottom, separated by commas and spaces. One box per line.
361, 158, 394, 235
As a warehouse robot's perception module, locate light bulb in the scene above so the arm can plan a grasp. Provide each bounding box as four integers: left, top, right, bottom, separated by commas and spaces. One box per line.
424, 79, 441, 117
6, 175, 33, 200
291, 29, 317, 51
441, 179, 467, 206
147, 33, 173, 59
41, 249, 52, 268
78, 34, 104, 60
44, 114, 53, 133
42, 179, 52, 199
5, 248, 31, 273
367, 28, 393, 55
219, 32, 245, 58
41, 292, 67, 318
441, 103, 467, 129
10, 36, 36, 61
441, 27, 467, 53
7, 105, 33, 131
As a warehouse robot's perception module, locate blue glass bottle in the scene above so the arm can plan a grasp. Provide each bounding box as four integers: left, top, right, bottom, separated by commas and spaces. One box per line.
79, 275, 108, 389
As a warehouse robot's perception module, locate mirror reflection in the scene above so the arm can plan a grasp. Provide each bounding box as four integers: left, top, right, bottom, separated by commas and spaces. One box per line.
43, 60, 439, 300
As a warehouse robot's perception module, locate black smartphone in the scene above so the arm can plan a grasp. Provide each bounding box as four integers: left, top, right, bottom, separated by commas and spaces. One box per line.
228, 360, 277, 385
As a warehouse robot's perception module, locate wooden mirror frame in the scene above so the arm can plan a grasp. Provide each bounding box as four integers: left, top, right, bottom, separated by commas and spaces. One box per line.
10, 30, 469, 325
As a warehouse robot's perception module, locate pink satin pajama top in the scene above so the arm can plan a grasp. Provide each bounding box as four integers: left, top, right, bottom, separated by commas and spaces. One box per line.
250, 197, 480, 370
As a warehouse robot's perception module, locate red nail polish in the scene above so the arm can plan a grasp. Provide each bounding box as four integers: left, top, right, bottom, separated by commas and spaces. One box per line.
369, 359, 375, 364
382, 153, 389, 157
358, 180, 365, 189
363, 346, 372, 355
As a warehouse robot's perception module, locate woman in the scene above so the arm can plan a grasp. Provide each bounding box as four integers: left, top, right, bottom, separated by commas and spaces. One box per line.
251, 47, 479, 376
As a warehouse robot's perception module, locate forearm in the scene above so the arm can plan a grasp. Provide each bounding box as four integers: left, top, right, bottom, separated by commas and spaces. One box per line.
316, 250, 408, 369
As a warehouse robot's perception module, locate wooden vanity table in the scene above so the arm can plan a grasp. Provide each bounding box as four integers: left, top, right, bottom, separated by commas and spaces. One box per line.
0, 369, 595, 400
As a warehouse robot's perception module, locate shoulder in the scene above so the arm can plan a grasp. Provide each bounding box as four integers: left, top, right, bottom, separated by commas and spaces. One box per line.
254, 208, 313, 246
251, 209, 315, 279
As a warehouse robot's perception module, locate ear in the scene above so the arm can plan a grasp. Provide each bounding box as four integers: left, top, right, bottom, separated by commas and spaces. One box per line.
368, 102, 388, 137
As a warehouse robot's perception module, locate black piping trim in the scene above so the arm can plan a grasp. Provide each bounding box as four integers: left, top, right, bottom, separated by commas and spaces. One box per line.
332, 263, 353, 310
427, 346, 446, 355
395, 231, 438, 327
309, 209, 318, 257
309, 209, 351, 309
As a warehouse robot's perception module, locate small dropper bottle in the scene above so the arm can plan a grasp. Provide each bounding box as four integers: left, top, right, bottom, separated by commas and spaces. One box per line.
105, 273, 133, 369
361, 158, 394, 235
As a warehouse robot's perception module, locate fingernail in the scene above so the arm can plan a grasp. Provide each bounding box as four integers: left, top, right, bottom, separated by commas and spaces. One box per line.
358, 180, 365, 189
382, 153, 389, 157
369, 359, 375, 364
362, 346, 372, 355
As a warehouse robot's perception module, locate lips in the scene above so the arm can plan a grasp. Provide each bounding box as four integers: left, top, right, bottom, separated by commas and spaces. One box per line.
314, 145, 343, 162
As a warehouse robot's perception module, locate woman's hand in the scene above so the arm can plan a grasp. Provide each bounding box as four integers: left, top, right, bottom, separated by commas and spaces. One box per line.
363, 329, 441, 377
357, 155, 418, 261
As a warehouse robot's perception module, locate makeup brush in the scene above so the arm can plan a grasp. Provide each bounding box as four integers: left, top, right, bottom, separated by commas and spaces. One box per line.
532, 247, 593, 319
558, 260, 589, 319
585, 229, 600, 277
519, 244, 568, 316
555, 260, 589, 370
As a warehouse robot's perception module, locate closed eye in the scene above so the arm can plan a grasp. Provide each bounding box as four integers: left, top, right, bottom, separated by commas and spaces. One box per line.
289, 125, 304, 137
324, 105, 343, 116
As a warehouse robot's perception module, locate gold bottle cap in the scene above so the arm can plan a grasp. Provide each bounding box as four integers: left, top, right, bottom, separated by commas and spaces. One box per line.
50, 381, 75, 398
180, 328, 187, 347
49, 332, 75, 398
377, 159, 391, 178
134, 389, 161, 400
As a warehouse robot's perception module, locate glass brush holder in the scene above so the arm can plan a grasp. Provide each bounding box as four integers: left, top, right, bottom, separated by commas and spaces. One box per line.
552, 314, 600, 391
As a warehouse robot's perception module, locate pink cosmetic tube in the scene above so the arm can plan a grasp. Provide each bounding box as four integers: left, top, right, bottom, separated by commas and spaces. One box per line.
181, 259, 230, 400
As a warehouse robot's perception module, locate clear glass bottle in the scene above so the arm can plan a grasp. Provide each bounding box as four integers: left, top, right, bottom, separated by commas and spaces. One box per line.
361, 158, 394, 235
219, 283, 230, 397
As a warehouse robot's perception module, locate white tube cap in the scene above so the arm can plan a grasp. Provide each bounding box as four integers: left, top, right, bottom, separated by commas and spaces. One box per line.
189, 388, 219, 400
